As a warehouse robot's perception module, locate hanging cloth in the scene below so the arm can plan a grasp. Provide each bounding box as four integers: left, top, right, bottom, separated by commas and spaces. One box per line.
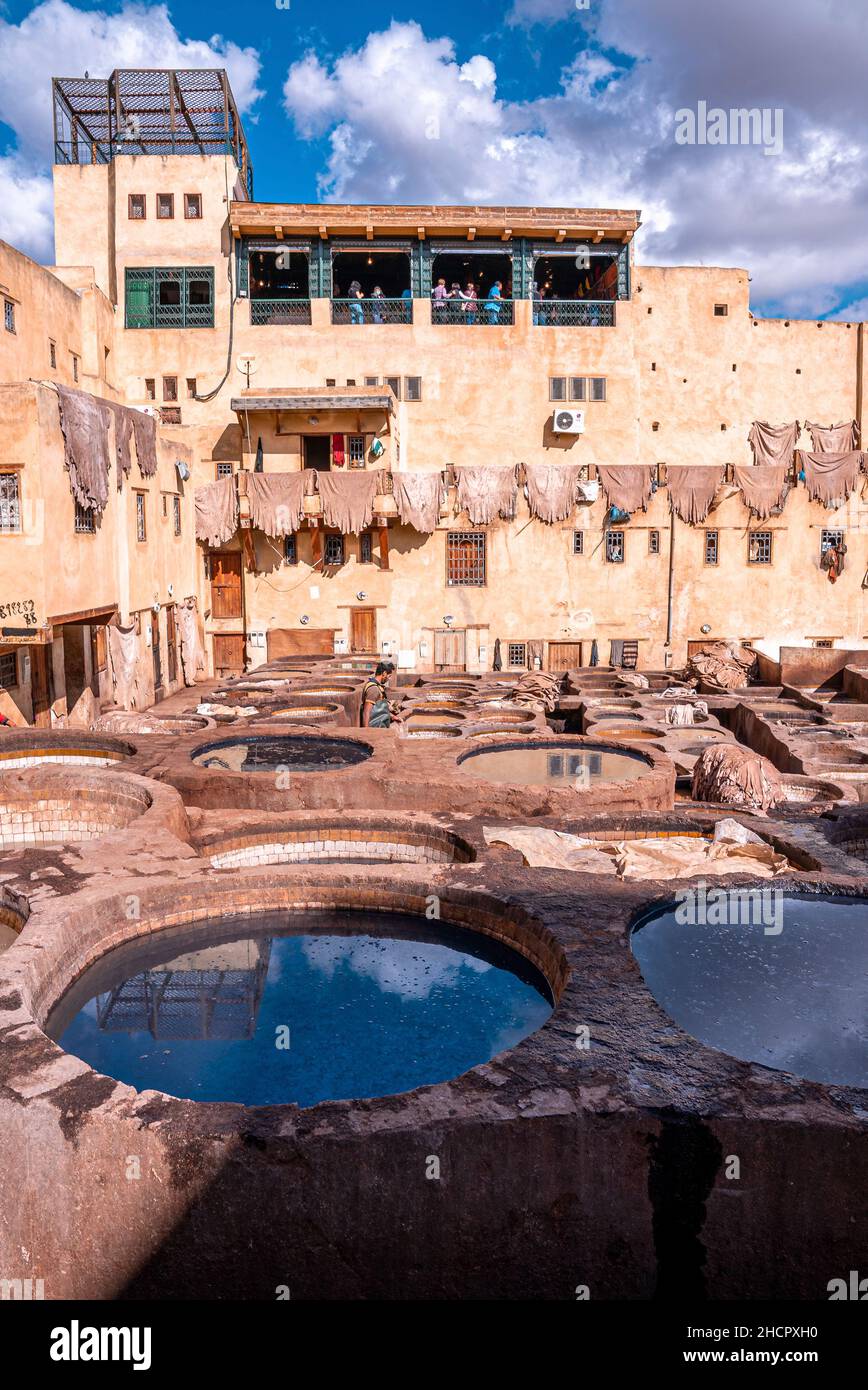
667, 466, 723, 524
176, 599, 206, 685
317, 469, 381, 533
56, 384, 112, 514
392, 471, 443, 532
733, 464, 790, 519
195, 476, 238, 546
455, 466, 518, 524
805, 420, 859, 454
131, 409, 158, 478
747, 420, 798, 467
590, 640, 599, 667
524, 463, 583, 523
596, 466, 654, 514
797, 450, 864, 507
492, 638, 503, 671
111, 404, 133, 491
246, 472, 306, 537
331, 434, 346, 468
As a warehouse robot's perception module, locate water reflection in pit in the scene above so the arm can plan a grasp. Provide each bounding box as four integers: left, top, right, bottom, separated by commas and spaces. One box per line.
45, 911, 553, 1106
631, 892, 868, 1086
460, 743, 649, 787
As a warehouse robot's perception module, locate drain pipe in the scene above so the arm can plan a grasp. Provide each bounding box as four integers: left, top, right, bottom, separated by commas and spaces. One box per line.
665, 497, 676, 666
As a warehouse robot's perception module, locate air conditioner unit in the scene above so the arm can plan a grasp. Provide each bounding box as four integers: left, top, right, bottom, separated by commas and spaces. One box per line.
552, 408, 585, 435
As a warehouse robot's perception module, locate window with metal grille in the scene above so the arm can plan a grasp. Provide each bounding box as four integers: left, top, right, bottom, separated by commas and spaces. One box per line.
74, 500, 95, 533
589, 377, 607, 402
346, 379, 356, 387
605, 529, 625, 563
128, 194, 146, 220
162, 376, 177, 401
0, 473, 21, 532
814, 638, 834, 648
508, 642, 526, 667
0, 652, 17, 689
385, 376, 401, 400
748, 530, 772, 564
324, 534, 344, 566
144, 378, 155, 400
136, 493, 146, 542
125, 268, 215, 329
705, 529, 719, 565
284, 534, 297, 565
446, 531, 486, 586
3, 300, 14, 334
160, 406, 181, 424
347, 435, 366, 467
405, 376, 422, 401
364, 376, 379, 386
161, 494, 168, 519
49, 340, 57, 368
569, 378, 586, 401
573, 530, 584, 554
186, 378, 196, 398
216, 462, 233, 478
184, 193, 202, 220
549, 377, 567, 401
157, 193, 174, 219
359, 532, 373, 564
820, 529, 844, 555
173, 495, 181, 537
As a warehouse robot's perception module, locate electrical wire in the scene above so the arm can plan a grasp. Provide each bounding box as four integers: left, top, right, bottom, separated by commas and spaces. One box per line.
193, 154, 237, 404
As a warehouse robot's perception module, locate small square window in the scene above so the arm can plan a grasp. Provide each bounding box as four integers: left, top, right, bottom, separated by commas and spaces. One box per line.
173, 495, 181, 537
186, 378, 197, 399
0, 652, 18, 690
184, 193, 202, 220
589, 377, 607, 402
128, 194, 146, 220
325, 378, 336, 387
820, 529, 844, 555
385, 376, 401, 400
346, 379, 356, 387
549, 377, 567, 402
405, 376, 422, 401
714, 303, 728, 316
324, 534, 344, 567
74, 500, 95, 533
0, 472, 22, 533
284, 534, 298, 565
162, 494, 168, 518
364, 376, 379, 386
813, 638, 834, 649
49, 340, 57, 369
547, 754, 564, 778
145, 378, 155, 400
359, 532, 373, 564
748, 530, 772, 565
508, 641, 527, 667
347, 435, 366, 467
704, 529, 719, 566
569, 378, 586, 402
573, 530, 584, 555
157, 193, 174, 220
162, 376, 177, 402
605, 529, 625, 564
136, 493, 147, 542
160, 406, 181, 425
648, 529, 660, 555
446, 531, 486, 586
216, 462, 233, 478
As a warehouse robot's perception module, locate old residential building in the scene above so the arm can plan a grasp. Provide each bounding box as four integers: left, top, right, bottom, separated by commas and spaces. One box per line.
1, 66, 865, 719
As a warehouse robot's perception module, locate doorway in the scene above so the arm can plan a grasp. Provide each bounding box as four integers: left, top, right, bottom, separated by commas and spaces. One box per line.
434, 628, 466, 672
166, 604, 178, 686
151, 611, 163, 695
350, 608, 377, 654
303, 436, 332, 472
213, 633, 246, 678
209, 552, 243, 619
30, 644, 54, 727
548, 641, 583, 671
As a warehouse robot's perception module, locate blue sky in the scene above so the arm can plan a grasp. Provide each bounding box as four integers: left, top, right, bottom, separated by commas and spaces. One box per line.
1, 0, 866, 319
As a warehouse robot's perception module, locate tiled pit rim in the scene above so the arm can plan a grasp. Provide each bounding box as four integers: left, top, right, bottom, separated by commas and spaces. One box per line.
0, 730, 136, 771
204, 818, 475, 868
0, 767, 190, 850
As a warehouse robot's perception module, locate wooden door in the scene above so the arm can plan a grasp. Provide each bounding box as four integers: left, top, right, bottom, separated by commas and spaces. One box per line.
209, 552, 243, 619
151, 611, 163, 693
30, 644, 53, 727
434, 628, 466, 672
165, 604, 177, 686
547, 641, 583, 671
350, 607, 376, 653
213, 634, 245, 678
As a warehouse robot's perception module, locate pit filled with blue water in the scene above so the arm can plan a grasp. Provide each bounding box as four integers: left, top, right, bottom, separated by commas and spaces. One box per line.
45, 910, 554, 1106
632, 892, 868, 1087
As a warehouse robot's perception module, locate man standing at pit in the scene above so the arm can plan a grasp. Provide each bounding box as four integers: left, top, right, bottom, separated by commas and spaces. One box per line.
361, 662, 401, 728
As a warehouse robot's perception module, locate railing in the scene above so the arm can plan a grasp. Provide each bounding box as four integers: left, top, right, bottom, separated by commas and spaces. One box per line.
533, 300, 615, 327
250, 298, 312, 326
331, 298, 413, 325
431, 298, 515, 326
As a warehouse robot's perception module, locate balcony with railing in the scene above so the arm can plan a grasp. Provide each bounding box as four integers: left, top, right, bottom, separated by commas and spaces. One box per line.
431, 298, 515, 326
533, 300, 616, 327
331, 297, 413, 325
250, 298, 312, 326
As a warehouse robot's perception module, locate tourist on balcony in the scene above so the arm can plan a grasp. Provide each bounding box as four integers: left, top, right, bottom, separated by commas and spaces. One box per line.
371, 286, 385, 324
348, 280, 364, 325
448, 283, 463, 323
532, 281, 547, 326
401, 286, 412, 323
484, 280, 503, 324
460, 281, 478, 324
432, 277, 449, 322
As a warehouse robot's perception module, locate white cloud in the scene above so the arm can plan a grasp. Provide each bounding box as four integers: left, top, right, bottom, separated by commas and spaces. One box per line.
282, 10, 868, 315
0, 0, 263, 261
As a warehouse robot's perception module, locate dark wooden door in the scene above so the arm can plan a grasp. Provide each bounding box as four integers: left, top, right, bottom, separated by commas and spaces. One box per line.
350, 608, 376, 653
165, 604, 177, 686
151, 611, 163, 693
434, 629, 466, 672
547, 641, 583, 671
30, 644, 53, 727
213, 634, 245, 679
209, 552, 243, 619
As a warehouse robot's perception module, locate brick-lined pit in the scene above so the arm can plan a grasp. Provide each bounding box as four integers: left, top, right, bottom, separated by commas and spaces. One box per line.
0, 730, 134, 770
0, 768, 152, 847
205, 818, 474, 868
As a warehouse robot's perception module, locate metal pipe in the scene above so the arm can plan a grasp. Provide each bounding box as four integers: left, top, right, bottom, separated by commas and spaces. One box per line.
665, 497, 676, 652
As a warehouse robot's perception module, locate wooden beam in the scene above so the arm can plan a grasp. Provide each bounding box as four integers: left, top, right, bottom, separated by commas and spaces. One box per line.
417, 226, 426, 240
502, 228, 512, 241
319, 224, 328, 240
556, 229, 566, 242
311, 524, 323, 571
594, 230, 605, 243
366, 225, 374, 240
274, 225, 283, 239
378, 524, 390, 571
467, 226, 476, 241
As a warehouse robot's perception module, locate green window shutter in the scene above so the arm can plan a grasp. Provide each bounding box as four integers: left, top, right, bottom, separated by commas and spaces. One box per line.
125, 270, 154, 328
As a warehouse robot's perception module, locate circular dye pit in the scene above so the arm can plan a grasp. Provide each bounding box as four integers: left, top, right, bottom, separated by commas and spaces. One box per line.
632, 892, 868, 1087
459, 741, 649, 787
45, 910, 553, 1107
406, 709, 465, 723
208, 824, 472, 868
404, 724, 463, 739
191, 735, 372, 773
469, 723, 535, 737
668, 728, 724, 742
590, 726, 662, 741
268, 704, 341, 722
0, 740, 132, 770
0, 776, 151, 849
